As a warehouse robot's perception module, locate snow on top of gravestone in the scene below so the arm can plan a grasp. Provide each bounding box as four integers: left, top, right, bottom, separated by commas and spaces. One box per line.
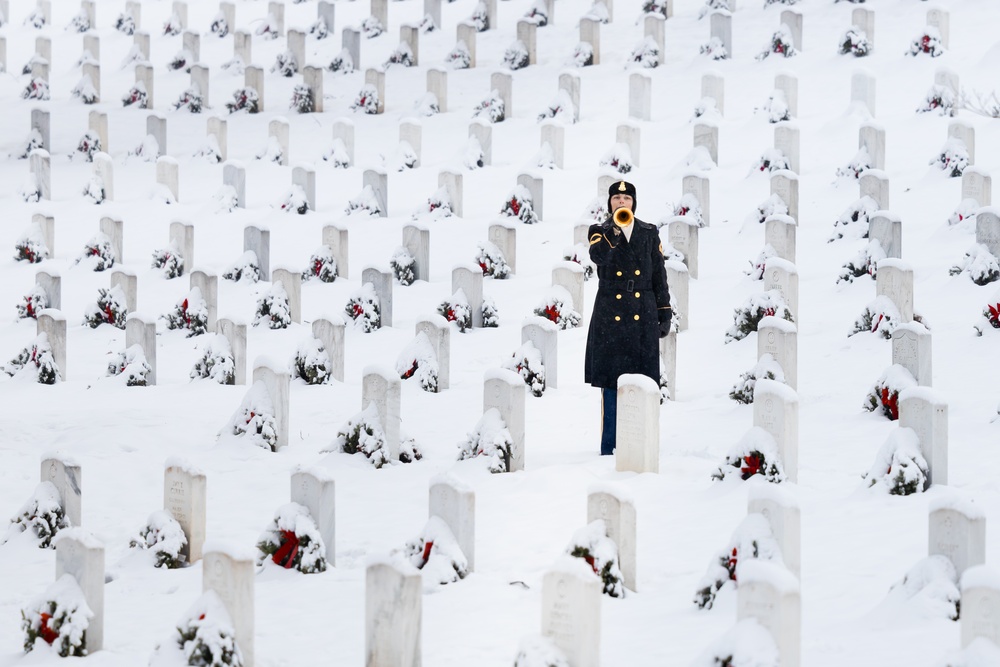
862, 168, 889, 181
893, 321, 930, 337
690, 618, 779, 667
362, 364, 397, 382
665, 259, 689, 273
224, 158, 247, 170
29, 148, 51, 159
764, 214, 796, 228
977, 205, 1000, 218
549, 553, 600, 579
292, 464, 336, 483
668, 215, 700, 228
758, 315, 796, 334
771, 168, 798, 182
41, 451, 79, 466
252, 355, 287, 376
156, 155, 179, 166
617, 372, 659, 394
484, 367, 523, 386
928, 489, 984, 519
36, 308, 66, 322
587, 482, 635, 504
406, 220, 430, 233
203, 539, 257, 562
53, 527, 103, 550
747, 476, 799, 508
870, 210, 900, 223
417, 313, 449, 329
165, 457, 205, 477
694, 117, 720, 129
898, 386, 946, 406
736, 559, 800, 594
754, 378, 798, 403
453, 261, 482, 275
36, 265, 61, 277
522, 315, 560, 333
764, 257, 797, 275
127, 310, 159, 324
555, 260, 585, 275
367, 552, 420, 574
313, 313, 346, 327
430, 471, 474, 494
113, 267, 138, 278
961, 565, 1000, 591
490, 218, 516, 231
877, 258, 912, 272
271, 264, 299, 276
219, 315, 248, 327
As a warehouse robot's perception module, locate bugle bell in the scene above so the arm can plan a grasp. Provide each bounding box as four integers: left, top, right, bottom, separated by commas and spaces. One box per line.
613, 207, 633, 227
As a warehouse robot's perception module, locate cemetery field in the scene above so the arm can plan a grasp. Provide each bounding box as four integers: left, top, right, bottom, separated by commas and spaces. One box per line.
0, 0, 999, 665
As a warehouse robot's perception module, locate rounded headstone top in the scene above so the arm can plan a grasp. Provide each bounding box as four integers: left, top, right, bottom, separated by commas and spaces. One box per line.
549, 553, 599, 579
203, 539, 257, 562
763, 213, 796, 227
362, 364, 397, 382
483, 367, 523, 386
156, 155, 179, 166
617, 372, 659, 394
892, 321, 930, 337
870, 209, 901, 223
522, 314, 560, 333
28, 148, 51, 159
165, 457, 205, 477
53, 527, 103, 550
737, 559, 799, 594
664, 259, 689, 273
758, 316, 796, 334
36, 308, 66, 321
961, 565, 1000, 592
223, 159, 247, 170
587, 482, 635, 504
929, 490, 984, 519
897, 386, 946, 406
292, 463, 335, 482
417, 313, 449, 329
747, 476, 799, 508
753, 378, 798, 403
366, 552, 419, 574
763, 256, 797, 274
430, 471, 474, 494
42, 451, 79, 466
875, 257, 912, 272
252, 355, 287, 375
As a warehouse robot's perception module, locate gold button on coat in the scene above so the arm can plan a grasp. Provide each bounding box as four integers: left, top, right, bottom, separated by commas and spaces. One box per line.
614, 316, 621, 321
616, 271, 623, 276
616, 294, 621, 299
635, 270, 641, 275
634, 315, 640, 320
635, 292, 640, 298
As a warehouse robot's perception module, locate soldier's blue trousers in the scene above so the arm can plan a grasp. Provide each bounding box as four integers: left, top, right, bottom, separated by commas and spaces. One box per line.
601, 388, 617, 456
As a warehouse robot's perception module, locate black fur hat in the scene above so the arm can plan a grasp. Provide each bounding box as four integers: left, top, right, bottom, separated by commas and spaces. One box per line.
607, 180, 637, 216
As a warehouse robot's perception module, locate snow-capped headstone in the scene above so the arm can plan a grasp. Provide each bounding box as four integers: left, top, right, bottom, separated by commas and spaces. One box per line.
37, 271, 61, 310
552, 261, 585, 315
522, 316, 559, 389
482, 0, 497, 29
542, 556, 601, 667
322, 224, 350, 279
317, 1, 334, 33
98, 219, 126, 270
875, 259, 914, 322
82, 65, 101, 101
753, 379, 798, 483
701, 71, 725, 115
764, 258, 798, 324
977, 210, 1000, 258
288, 29, 305, 71
272, 269, 301, 324
453, 265, 484, 328
342, 28, 360, 75
364, 168, 388, 217
860, 170, 889, 211
580, 17, 600, 65
758, 317, 797, 391
266, 1, 284, 35
558, 72, 581, 122
156, 156, 179, 202
182, 30, 200, 63
366, 557, 421, 666
30, 211, 52, 254
332, 120, 355, 168
291, 166, 315, 211
683, 174, 711, 226
31, 60, 48, 83
370, 0, 388, 27
402, 225, 430, 282
859, 123, 885, 171
747, 484, 801, 577
429, 475, 475, 570
244, 225, 270, 278
517, 20, 537, 66
35, 35, 51, 63
438, 170, 463, 218
517, 173, 543, 220
170, 222, 195, 273
223, 161, 245, 208
89, 111, 108, 154
491, 72, 512, 119
365, 68, 386, 114
427, 68, 447, 112
488, 223, 515, 273
42, 456, 81, 528
164, 460, 206, 563
217, 319, 247, 385
948, 120, 975, 165
268, 118, 289, 167
110, 269, 137, 313
660, 331, 677, 401
202, 547, 254, 667
710, 11, 733, 58
629, 72, 651, 122
852, 8, 875, 49
773, 76, 798, 124
133, 31, 149, 60
36, 311, 66, 380
80, 0, 96, 27
457, 22, 477, 67
960, 567, 1000, 649
540, 122, 564, 169
245, 66, 264, 112
892, 323, 931, 387
666, 260, 689, 332
28, 150, 50, 201
934, 67, 959, 100
125, 1, 140, 27
93, 152, 114, 201
291, 467, 335, 566
851, 70, 876, 117
54, 529, 104, 652
587, 486, 637, 592
190, 64, 209, 107
312, 318, 345, 383
898, 388, 948, 487
234, 29, 252, 66
869, 211, 901, 259
253, 360, 290, 450
615, 373, 660, 474
644, 14, 665, 66
780, 10, 802, 52
401, 25, 420, 66
415, 316, 449, 391
764, 215, 796, 263
135, 63, 155, 109
423, 0, 441, 29
362, 366, 401, 460
400, 121, 422, 167
190, 272, 219, 331
929, 496, 985, 577
616, 123, 640, 167
774, 124, 799, 174
30, 109, 49, 152
927, 8, 950, 48
737, 560, 801, 667
668, 217, 699, 279
126, 314, 157, 385
484, 368, 526, 471
962, 167, 991, 207
147, 114, 166, 157
363, 267, 393, 327
693, 122, 718, 165
172, 1, 188, 29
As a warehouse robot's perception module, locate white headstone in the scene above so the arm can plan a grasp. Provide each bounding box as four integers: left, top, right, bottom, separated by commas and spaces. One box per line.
36, 272, 61, 311
427, 68, 447, 112
517, 174, 543, 220
172, 1, 188, 30
362, 367, 401, 460
643, 14, 665, 66
415, 316, 449, 391
429, 475, 475, 570
491, 72, 512, 119
147, 114, 167, 157
125, 315, 156, 385
362, 268, 393, 327
552, 262, 585, 316
322, 224, 350, 279
400, 24, 419, 66
522, 316, 559, 389
245, 65, 264, 112
206, 116, 227, 162
542, 556, 601, 667
28, 150, 50, 201
774, 124, 800, 174
252, 361, 290, 450
244, 226, 270, 277
272, 269, 301, 324
859, 122, 886, 171
164, 461, 207, 563
365, 68, 386, 114
288, 29, 305, 70
438, 170, 463, 218
488, 223, 515, 273
558, 72, 581, 123
267, 1, 285, 36
960, 567, 1000, 649
875, 259, 914, 323
371, 0, 388, 27
136, 63, 155, 109
927, 8, 950, 48
291, 468, 336, 566
364, 168, 388, 218
540, 122, 564, 169
89, 111, 108, 155
587, 487, 637, 591
36, 311, 65, 380
317, 1, 334, 33
753, 379, 799, 483
701, 71, 725, 115
665, 261, 689, 332
775, 73, 798, 118
453, 266, 484, 328
934, 67, 959, 100
580, 17, 601, 65
291, 166, 316, 212
962, 167, 992, 207
851, 70, 876, 117
747, 484, 801, 577
516, 20, 537, 66
400, 121, 422, 168
780, 10, 803, 51
54, 530, 104, 652
457, 22, 477, 68
616, 123, 640, 167
852, 8, 875, 48
892, 323, 931, 387
30, 109, 50, 152
268, 118, 289, 167
217, 319, 247, 385
682, 174, 711, 226
189, 272, 217, 332
332, 121, 355, 168
156, 156, 179, 202
223, 161, 245, 208
898, 388, 948, 487
659, 331, 676, 401
976, 210, 1000, 258
93, 152, 114, 201
169, 221, 194, 275
615, 374, 660, 474
133, 31, 149, 61
402, 225, 430, 283
764, 215, 796, 263
182, 30, 200, 62
929, 497, 985, 577
110, 270, 137, 313
868, 212, 901, 259
312, 318, 345, 383
764, 258, 798, 324
667, 218, 699, 279
629, 72, 651, 122
758, 317, 797, 391
202, 548, 254, 667
234, 29, 252, 66
343, 28, 360, 74
191, 64, 209, 107
710, 11, 733, 57
737, 560, 801, 667
693, 123, 718, 165
948, 120, 976, 165
484, 369, 526, 471
366, 558, 422, 666
41, 456, 81, 527
860, 170, 889, 211
99, 216, 123, 264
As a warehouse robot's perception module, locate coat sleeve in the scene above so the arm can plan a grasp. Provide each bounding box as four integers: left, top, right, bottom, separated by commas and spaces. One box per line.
650, 229, 672, 322
588, 220, 620, 266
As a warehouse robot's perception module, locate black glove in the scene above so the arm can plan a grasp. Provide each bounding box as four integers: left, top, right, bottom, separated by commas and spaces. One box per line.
658, 312, 672, 338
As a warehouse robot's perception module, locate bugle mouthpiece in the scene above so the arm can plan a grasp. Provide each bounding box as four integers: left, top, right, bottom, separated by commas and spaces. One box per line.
613, 207, 633, 226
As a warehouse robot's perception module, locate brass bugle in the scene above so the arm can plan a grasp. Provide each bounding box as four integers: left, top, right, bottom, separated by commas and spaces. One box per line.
613, 207, 633, 227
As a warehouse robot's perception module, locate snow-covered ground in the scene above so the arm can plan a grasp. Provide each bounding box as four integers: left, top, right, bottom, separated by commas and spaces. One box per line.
1, 0, 999, 665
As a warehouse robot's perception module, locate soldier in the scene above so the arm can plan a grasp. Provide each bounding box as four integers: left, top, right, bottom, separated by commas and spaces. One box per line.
585, 180, 671, 455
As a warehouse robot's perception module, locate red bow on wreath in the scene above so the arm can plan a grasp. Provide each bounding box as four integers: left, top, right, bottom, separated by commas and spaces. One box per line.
272, 529, 300, 568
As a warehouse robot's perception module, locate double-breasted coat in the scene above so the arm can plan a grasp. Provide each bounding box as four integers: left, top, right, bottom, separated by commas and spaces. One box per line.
584, 217, 671, 389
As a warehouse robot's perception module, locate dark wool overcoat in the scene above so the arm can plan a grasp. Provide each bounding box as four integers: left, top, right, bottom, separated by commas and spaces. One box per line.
584, 218, 671, 389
